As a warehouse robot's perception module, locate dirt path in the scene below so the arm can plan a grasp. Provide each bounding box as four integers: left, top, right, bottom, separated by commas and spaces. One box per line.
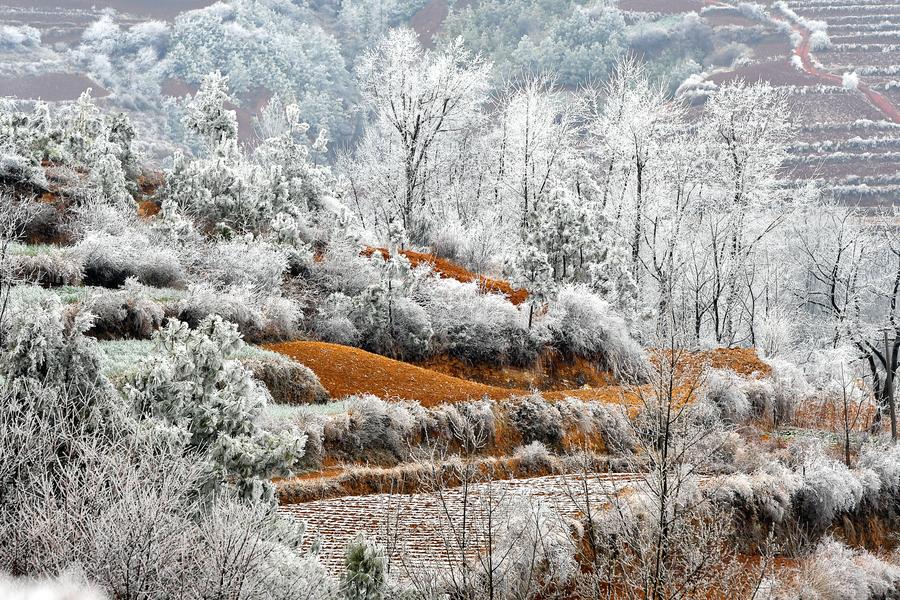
780, 16, 900, 124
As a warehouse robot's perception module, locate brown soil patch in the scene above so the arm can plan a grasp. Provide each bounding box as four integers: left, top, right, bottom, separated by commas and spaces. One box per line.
265, 341, 518, 406
137, 200, 161, 218
419, 353, 616, 391
266, 341, 771, 409
365, 247, 528, 305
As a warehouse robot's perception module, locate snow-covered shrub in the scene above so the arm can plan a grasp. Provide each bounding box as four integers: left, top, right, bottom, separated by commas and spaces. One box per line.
124, 316, 306, 501
175, 284, 298, 343
857, 442, 900, 496
794, 443, 865, 532
164, 74, 342, 239
587, 400, 637, 454
545, 285, 647, 381
352, 290, 433, 362
0, 24, 41, 51
699, 369, 752, 424
766, 357, 811, 426
205, 237, 288, 293
0, 290, 331, 598
490, 494, 578, 598
244, 352, 329, 406
515, 441, 554, 473
9, 245, 83, 287
323, 395, 418, 463
713, 461, 804, 524
77, 231, 184, 289
0, 153, 47, 189
419, 276, 543, 367
311, 240, 380, 297
259, 295, 303, 341
809, 30, 831, 51
791, 538, 900, 600
742, 379, 775, 421
312, 292, 360, 346
842, 71, 860, 91
430, 399, 498, 450
86, 281, 165, 340
509, 394, 564, 449
0, 287, 114, 402
340, 534, 387, 600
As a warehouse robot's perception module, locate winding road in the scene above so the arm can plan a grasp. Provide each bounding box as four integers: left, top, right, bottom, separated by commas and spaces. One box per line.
790, 21, 900, 124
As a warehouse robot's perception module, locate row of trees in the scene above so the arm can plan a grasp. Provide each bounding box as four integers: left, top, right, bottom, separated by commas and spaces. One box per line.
347, 31, 783, 337
345, 29, 899, 414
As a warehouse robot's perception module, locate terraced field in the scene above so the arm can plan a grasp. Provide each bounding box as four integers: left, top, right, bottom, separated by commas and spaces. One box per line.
624, 0, 900, 207
280, 471, 644, 575
780, 0, 900, 205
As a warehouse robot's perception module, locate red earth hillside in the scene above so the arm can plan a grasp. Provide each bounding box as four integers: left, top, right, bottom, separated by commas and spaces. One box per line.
364, 247, 528, 305
265, 341, 517, 407
265, 341, 772, 408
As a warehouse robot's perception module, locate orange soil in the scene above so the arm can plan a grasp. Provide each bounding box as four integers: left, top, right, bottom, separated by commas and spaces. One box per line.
137, 200, 160, 218
364, 247, 528, 305
265, 341, 772, 408
419, 353, 616, 391
265, 341, 517, 407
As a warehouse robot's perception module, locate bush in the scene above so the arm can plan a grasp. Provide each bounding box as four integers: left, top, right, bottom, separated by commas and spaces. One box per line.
85, 282, 165, 340
352, 292, 433, 362
77, 231, 184, 289
323, 395, 419, 464
545, 285, 647, 381
429, 399, 498, 451
205, 238, 288, 294
9, 245, 83, 287
340, 534, 387, 600
712, 461, 804, 525
244, 353, 329, 406
420, 277, 542, 366
312, 292, 361, 346
699, 369, 752, 424
794, 443, 865, 532
124, 316, 306, 501
175, 284, 299, 343
586, 400, 636, 454
858, 442, 900, 496
509, 394, 564, 450
515, 441, 554, 473
765, 357, 811, 426
788, 538, 900, 600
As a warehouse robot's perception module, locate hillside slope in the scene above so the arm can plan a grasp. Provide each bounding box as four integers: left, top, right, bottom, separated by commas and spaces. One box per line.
266, 341, 518, 406
266, 341, 771, 407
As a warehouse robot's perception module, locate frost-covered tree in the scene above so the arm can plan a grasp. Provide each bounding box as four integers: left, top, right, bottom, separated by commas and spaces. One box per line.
490, 76, 577, 233
340, 534, 387, 600
0, 93, 138, 203
505, 219, 553, 329
591, 58, 684, 280
124, 316, 305, 501
698, 80, 793, 345
182, 71, 238, 149
354, 28, 490, 242
165, 80, 341, 239
797, 203, 900, 432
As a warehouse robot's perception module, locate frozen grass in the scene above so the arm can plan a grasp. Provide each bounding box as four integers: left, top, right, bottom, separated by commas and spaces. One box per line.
98, 340, 295, 381
8, 243, 58, 256
12, 283, 188, 306
265, 401, 351, 420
